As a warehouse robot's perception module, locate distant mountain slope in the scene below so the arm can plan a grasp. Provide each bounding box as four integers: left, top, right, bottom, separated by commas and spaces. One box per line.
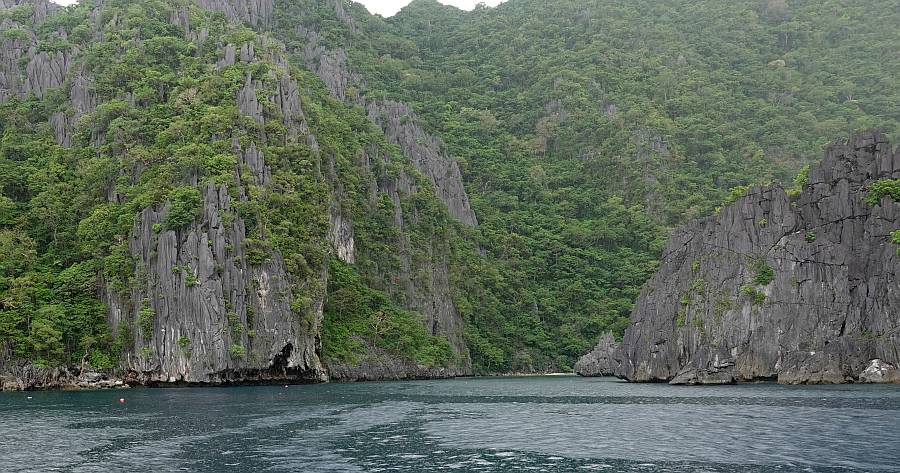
269, 0, 898, 371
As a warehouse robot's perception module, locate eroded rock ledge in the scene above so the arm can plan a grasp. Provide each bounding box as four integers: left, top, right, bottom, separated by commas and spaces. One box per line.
578, 131, 900, 385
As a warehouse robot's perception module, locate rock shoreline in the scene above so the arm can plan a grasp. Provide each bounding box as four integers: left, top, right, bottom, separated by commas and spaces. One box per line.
0, 358, 464, 391
577, 334, 900, 385
2, 361, 579, 391
0, 365, 128, 392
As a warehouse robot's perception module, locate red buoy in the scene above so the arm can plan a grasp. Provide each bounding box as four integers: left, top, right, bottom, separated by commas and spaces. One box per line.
119, 398, 125, 404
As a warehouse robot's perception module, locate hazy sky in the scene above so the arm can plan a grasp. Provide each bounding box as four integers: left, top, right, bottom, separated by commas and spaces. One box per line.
49, 0, 507, 16
357, 0, 506, 16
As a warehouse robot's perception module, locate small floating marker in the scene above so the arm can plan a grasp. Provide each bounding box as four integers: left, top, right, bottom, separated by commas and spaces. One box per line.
26, 396, 32, 400
119, 398, 125, 404
284, 385, 289, 388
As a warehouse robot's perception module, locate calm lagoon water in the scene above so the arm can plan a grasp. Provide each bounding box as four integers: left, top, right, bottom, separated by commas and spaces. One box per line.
1, 375, 898, 472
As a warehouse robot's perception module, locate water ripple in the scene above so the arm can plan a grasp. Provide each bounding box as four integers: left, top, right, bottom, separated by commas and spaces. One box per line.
0, 376, 897, 472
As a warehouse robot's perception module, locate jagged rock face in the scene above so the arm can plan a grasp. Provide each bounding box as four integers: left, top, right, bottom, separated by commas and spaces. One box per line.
0, 0, 56, 22
100, 36, 326, 383
326, 0, 356, 32
0, 1, 95, 146
357, 145, 470, 367
104, 183, 326, 384
49, 70, 96, 146
283, 19, 476, 372
195, 0, 273, 28
295, 26, 356, 102
574, 332, 618, 377
24, 50, 70, 97
93, 38, 329, 385
326, 157, 356, 265
367, 100, 478, 226
608, 132, 900, 384
0, 18, 31, 102
0, 1, 66, 103
238, 73, 264, 124
328, 201, 355, 264
293, 25, 477, 227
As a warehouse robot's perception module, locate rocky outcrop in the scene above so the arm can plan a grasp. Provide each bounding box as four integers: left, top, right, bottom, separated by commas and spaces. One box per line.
367, 100, 478, 226
859, 359, 900, 383
0, 363, 127, 391
327, 0, 357, 32
238, 73, 264, 124
326, 156, 356, 264
49, 69, 96, 146
0, 2, 95, 146
327, 345, 465, 382
0, 0, 56, 23
0, 1, 66, 102
295, 26, 359, 103
356, 145, 471, 368
601, 131, 900, 384
103, 183, 327, 385
293, 25, 477, 227
574, 332, 618, 376
24, 50, 69, 97
195, 0, 272, 28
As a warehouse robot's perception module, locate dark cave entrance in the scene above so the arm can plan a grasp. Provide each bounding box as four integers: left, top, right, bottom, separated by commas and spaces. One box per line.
271, 343, 293, 374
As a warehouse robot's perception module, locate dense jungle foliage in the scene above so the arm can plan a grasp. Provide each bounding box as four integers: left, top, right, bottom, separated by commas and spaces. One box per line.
275, 0, 898, 371
0, 0, 897, 374
0, 0, 457, 370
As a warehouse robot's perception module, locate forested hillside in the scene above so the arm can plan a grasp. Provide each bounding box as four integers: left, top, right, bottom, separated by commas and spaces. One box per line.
0, 0, 897, 385
0, 0, 475, 385
274, 0, 898, 371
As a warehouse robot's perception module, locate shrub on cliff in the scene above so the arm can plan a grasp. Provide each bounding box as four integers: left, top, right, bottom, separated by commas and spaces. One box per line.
164, 187, 203, 230
865, 179, 900, 206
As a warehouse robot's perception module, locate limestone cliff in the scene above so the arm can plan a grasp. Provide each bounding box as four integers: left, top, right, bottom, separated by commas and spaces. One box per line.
367, 100, 478, 226
274, 11, 476, 376
0, 0, 474, 389
195, 0, 273, 28
291, 24, 477, 226
94, 13, 330, 384
0, 0, 65, 102
580, 132, 900, 384
104, 183, 326, 385
573, 332, 618, 377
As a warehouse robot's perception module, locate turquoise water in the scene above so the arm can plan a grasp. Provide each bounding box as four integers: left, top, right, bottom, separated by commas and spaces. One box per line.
1, 375, 898, 472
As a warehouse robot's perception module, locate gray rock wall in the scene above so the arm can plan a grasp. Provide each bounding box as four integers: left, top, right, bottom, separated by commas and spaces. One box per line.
0, 0, 97, 146
356, 145, 471, 368
106, 183, 326, 384
574, 332, 618, 377
367, 100, 478, 226
195, 0, 272, 28
94, 36, 331, 385
606, 131, 900, 384
282, 19, 477, 373
0, 0, 67, 104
